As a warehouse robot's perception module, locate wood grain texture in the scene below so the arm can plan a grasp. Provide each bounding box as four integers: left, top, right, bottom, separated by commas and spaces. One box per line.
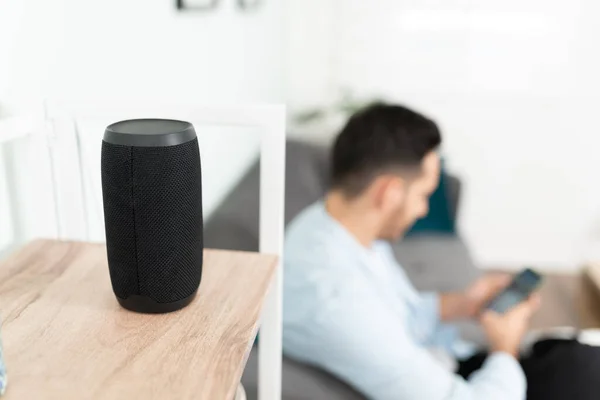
528, 272, 585, 329
582, 264, 600, 328
0, 240, 277, 400
585, 263, 600, 290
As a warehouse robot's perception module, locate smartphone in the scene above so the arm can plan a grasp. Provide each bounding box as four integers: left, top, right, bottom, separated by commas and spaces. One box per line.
486, 268, 543, 314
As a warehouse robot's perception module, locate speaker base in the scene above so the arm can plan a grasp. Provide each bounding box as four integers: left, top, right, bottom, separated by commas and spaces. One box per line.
116, 290, 198, 314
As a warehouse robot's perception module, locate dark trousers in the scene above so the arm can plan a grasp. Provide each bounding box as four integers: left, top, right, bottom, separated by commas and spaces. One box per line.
457, 339, 600, 399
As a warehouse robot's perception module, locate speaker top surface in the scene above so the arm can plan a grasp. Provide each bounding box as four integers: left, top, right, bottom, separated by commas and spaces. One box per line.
104, 118, 196, 147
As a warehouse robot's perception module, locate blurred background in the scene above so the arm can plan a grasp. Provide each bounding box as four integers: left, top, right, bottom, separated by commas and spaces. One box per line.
2, 0, 600, 271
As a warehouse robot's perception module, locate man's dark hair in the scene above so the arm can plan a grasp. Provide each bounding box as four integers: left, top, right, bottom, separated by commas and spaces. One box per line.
330, 102, 441, 196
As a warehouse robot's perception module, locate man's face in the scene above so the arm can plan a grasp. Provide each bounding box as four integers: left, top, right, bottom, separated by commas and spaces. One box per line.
379, 152, 441, 240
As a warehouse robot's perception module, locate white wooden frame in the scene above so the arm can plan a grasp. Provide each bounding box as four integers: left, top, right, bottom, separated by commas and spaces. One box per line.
0, 113, 46, 145
48, 102, 286, 400
0, 116, 39, 245
0, 108, 68, 252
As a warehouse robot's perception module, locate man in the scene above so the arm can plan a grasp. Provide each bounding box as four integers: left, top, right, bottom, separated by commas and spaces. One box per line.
282, 103, 598, 399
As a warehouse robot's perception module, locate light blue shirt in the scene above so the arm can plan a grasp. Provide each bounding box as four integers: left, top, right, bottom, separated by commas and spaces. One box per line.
283, 202, 526, 400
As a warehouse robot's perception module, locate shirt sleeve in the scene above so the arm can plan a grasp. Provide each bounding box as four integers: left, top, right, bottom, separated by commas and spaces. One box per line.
415, 292, 478, 358
308, 283, 527, 400
414, 291, 442, 341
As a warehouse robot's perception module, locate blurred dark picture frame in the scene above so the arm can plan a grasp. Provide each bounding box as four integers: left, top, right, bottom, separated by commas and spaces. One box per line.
238, 0, 261, 11
176, 0, 262, 11
176, 0, 219, 11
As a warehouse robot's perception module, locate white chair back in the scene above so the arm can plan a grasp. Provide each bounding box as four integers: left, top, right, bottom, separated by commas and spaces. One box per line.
0, 104, 87, 256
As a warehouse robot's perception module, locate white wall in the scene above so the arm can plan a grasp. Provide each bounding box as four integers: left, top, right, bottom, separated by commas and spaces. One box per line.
1, 0, 283, 104
5, 0, 600, 269
288, 0, 600, 269
0, 0, 284, 249
284, 0, 337, 110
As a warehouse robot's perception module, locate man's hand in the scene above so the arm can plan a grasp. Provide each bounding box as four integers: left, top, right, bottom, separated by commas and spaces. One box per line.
440, 274, 511, 321
464, 273, 512, 318
481, 294, 541, 357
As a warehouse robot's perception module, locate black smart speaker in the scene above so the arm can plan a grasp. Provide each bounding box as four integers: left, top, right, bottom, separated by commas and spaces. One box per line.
101, 119, 203, 313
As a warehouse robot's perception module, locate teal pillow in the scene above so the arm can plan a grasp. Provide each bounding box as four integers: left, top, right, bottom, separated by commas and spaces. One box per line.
407, 167, 456, 236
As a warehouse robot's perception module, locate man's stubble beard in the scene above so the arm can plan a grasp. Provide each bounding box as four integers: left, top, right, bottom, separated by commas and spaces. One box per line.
378, 202, 412, 242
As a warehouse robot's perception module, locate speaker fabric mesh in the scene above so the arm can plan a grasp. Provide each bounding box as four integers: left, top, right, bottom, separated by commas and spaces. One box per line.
101, 143, 139, 299
101, 138, 203, 304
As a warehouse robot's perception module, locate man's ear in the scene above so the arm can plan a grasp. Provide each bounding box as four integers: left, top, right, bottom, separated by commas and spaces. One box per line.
372, 175, 407, 210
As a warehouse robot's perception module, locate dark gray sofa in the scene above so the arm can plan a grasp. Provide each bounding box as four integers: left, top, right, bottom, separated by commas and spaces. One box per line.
205, 140, 483, 400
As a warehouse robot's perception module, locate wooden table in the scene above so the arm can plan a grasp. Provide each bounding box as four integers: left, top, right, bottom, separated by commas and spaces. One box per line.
0, 240, 278, 400
582, 263, 600, 327
529, 272, 586, 329
500, 270, 600, 330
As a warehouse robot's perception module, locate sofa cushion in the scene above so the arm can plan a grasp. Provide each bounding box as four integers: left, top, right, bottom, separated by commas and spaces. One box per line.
407, 166, 456, 236
241, 349, 365, 400
394, 235, 481, 292
204, 140, 328, 252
